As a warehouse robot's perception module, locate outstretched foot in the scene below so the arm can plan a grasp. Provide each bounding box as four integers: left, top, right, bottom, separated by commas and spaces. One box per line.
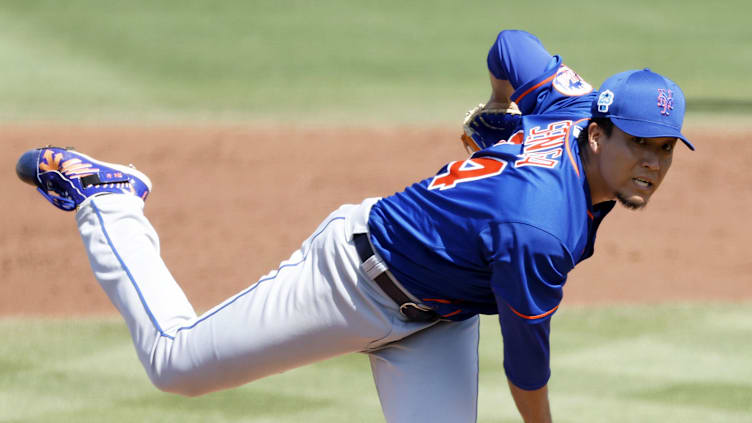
16, 146, 152, 211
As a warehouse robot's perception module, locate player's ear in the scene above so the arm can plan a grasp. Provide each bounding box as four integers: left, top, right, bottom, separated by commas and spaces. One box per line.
587, 122, 602, 155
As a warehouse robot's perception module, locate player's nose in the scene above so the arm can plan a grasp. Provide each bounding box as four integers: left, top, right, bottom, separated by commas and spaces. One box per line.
640, 150, 661, 171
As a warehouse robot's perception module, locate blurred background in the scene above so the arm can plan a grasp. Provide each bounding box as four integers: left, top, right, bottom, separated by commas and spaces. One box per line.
0, 0, 750, 123
1, 1, 750, 422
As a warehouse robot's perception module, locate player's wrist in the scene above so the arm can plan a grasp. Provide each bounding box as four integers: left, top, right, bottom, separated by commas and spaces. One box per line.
489, 72, 515, 106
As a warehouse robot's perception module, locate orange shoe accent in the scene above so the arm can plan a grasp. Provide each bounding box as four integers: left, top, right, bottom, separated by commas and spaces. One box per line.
39, 149, 64, 172
61, 161, 96, 176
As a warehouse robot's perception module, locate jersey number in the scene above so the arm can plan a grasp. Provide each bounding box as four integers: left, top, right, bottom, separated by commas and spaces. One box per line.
427, 157, 507, 190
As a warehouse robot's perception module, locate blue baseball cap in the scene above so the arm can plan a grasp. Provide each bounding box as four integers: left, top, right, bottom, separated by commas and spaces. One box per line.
592, 68, 694, 150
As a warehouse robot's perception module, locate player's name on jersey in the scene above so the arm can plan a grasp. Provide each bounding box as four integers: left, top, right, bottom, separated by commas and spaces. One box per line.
494, 120, 576, 170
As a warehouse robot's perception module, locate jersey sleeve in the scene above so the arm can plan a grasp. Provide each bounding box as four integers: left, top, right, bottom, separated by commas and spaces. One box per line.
485, 222, 574, 322
486, 30, 556, 89
498, 305, 551, 390
486, 30, 594, 116
483, 222, 574, 389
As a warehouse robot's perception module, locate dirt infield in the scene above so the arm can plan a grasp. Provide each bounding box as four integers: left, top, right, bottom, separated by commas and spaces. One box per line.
2, 124, 750, 315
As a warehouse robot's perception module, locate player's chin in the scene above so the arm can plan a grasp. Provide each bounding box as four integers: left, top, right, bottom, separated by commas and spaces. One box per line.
615, 192, 649, 210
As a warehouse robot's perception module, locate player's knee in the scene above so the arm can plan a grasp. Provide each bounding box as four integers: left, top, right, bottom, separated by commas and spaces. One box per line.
147, 369, 211, 397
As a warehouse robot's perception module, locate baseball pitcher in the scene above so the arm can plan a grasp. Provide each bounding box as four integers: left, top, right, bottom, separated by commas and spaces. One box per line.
16, 30, 693, 422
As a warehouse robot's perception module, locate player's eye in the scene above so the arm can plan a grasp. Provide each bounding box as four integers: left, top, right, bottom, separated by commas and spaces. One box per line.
632, 137, 647, 145
662, 142, 674, 152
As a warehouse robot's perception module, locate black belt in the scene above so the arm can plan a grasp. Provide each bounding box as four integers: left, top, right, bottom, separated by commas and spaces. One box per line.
353, 233, 439, 323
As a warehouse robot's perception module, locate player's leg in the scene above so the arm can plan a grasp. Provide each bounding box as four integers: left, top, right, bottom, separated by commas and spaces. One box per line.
368, 315, 481, 422
18, 147, 407, 396
77, 193, 399, 396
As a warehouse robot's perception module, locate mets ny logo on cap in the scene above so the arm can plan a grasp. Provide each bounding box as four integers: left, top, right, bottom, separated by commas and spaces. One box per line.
657, 89, 673, 116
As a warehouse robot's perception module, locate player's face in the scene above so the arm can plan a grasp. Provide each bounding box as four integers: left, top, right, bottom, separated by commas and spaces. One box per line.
595, 125, 676, 209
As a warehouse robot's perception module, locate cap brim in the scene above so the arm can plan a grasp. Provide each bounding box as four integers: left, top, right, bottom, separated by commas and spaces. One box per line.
611, 117, 695, 151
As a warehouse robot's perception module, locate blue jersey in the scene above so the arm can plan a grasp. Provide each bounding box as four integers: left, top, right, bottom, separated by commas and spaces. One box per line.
366, 30, 615, 389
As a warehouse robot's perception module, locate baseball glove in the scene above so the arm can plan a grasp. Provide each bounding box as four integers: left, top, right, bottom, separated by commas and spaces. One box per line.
461, 102, 522, 153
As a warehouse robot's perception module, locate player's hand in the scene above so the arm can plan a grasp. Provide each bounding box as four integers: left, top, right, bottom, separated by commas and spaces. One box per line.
461, 102, 522, 153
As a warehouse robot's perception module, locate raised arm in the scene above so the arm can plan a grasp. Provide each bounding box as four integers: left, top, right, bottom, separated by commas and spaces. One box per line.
461, 30, 556, 152
486, 72, 516, 110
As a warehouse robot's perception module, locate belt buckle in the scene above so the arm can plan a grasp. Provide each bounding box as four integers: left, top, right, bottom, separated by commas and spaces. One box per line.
399, 302, 437, 322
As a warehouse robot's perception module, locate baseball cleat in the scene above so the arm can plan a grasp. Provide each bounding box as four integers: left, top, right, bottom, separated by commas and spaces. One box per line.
16, 146, 152, 211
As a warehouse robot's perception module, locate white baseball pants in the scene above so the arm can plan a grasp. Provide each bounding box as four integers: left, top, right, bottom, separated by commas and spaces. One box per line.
76, 194, 480, 422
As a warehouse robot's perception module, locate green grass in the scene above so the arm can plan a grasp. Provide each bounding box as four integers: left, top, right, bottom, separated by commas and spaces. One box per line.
0, 0, 749, 122
1, 303, 750, 422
